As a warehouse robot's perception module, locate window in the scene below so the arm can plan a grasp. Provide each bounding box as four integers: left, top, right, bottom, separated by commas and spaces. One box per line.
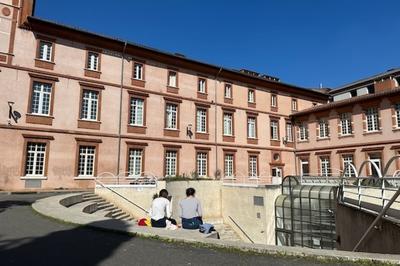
133, 63, 143, 80
80, 90, 99, 121
395, 103, 400, 128
165, 103, 178, 129
196, 152, 207, 177
286, 122, 293, 142
342, 155, 356, 177
224, 84, 232, 98
369, 153, 382, 177
249, 155, 258, 178
223, 113, 233, 136
271, 94, 277, 107
30, 81, 52, 115
300, 158, 309, 176
340, 113, 352, 135
248, 89, 255, 103
320, 157, 331, 177
130, 98, 144, 126
366, 108, 379, 132
224, 154, 234, 178
270, 120, 279, 140
291, 99, 298, 111
128, 149, 143, 177
198, 78, 206, 93
165, 150, 177, 176
298, 124, 308, 141
196, 108, 207, 133
319, 120, 329, 138
168, 71, 177, 87
272, 167, 282, 178
78, 146, 96, 176
247, 117, 256, 138
25, 142, 46, 176
38, 41, 52, 61
87, 51, 99, 71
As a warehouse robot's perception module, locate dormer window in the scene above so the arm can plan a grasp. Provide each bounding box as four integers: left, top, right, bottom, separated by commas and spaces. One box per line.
38, 41, 53, 61
87, 51, 99, 71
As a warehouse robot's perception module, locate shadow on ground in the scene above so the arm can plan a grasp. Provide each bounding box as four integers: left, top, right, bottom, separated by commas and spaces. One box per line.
0, 200, 31, 213
0, 220, 132, 266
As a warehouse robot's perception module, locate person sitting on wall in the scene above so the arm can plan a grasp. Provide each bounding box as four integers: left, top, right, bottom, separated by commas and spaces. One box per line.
179, 187, 203, 229
149, 189, 176, 228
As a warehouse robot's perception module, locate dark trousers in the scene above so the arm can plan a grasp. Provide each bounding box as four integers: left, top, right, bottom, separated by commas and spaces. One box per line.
181, 216, 203, 230
151, 217, 177, 228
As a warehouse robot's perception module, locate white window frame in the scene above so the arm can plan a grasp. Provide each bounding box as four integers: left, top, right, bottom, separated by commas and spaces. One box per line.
168, 71, 177, 87
298, 124, 308, 141
249, 155, 258, 178
198, 78, 206, 93
87, 51, 99, 71
300, 159, 309, 176
196, 108, 207, 133
247, 117, 256, 138
291, 99, 297, 111
271, 94, 277, 107
342, 154, 356, 177
78, 146, 96, 177
319, 120, 329, 138
130, 97, 144, 126
340, 113, 352, 135
272, 167, 282, 178
31, 81, 52, 116
165, 150, 177, 177
25, 142, 46, 177
128, 149, 143, 177
39, 40, 52, 61
165, 103, 178, 129
286, 122, 293, 142
320, 157, 331, 177
271, 120, 279, 140
223, 113, 233, 136
133, 63, 143, 80
224, 84, 232, 98
395, 103, 400, 128
196, 152, 207, 177
248, 89, 255, 103
224, 154, 234, 178
81, 89, 99, 121
366, 108, 379, 132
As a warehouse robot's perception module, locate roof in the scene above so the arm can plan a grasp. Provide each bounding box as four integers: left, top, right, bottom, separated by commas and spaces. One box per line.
25, 16, 329, 101
291, 87, 400, 117
330, 68, 400, 95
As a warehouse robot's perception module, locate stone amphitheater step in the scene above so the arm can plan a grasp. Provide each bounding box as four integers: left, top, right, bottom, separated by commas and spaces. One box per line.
213, 223, 242, 242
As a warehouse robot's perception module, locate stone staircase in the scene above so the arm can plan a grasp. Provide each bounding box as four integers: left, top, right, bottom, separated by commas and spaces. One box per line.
63, 192, 243, 242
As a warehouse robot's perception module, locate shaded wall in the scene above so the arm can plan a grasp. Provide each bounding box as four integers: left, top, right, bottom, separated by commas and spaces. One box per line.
336, 203, 400, 254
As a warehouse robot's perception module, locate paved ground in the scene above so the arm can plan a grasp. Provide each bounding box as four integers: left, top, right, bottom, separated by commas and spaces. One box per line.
0, 193, 356, 266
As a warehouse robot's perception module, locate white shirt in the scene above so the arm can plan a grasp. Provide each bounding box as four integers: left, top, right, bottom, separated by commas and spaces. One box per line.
149, 197, 171, 220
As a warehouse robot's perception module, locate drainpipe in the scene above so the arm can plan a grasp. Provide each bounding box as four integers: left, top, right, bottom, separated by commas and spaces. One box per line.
116, 41, 127, 184
214, 67, 222, 179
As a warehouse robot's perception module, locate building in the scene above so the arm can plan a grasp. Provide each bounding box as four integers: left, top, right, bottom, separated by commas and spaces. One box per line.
0, 1, 398, 191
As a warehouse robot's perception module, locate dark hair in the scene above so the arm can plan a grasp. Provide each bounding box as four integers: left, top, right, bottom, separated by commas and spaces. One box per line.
159, 189, 169, 198
186, 187, 196, 197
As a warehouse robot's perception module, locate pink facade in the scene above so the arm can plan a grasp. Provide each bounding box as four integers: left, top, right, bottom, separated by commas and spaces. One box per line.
1, 1, 398, 191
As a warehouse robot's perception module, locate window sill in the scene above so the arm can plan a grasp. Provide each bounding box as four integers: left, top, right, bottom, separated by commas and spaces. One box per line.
166, 86, 179, 94
20, 176, 47, 180
363, 130, 382, 136
197, 92, 208, 100
125, 176, 143, 179
270, 139, 280, 146
223, 177, 236, 180
271, 106, 278, 112
34, 58, 55, 70
131, 78, 145, 88
84, 68, 101, 79
393, 128, 400, 132
223, 135, 235, 142
195, 132, 209, 140
338, 134, 354, 139
224, 98, 233, 104
164, 128, 180, 137
26, 113, 54, 126
247, 138, 258, 145
77, 119, 101, 130
248, 177, 260, 180
127, 125, 147, 134
297, 140, 309, 143
248, 102, 256, 108
316, 137, 330, 141
74, 176, 95, 180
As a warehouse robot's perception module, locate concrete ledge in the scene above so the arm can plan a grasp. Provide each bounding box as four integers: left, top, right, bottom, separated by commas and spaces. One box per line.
32, 194, 400, 264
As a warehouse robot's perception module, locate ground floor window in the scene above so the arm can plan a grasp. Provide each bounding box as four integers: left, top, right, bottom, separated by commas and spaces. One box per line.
196, 152, 207, 177
25, 142, 46, 176
249, 155, 258, 178
128, 149, 143, 177
320, 157, 331, 177
300, 158, 310, 176
78, 146, 96, 176
368, 153, 382, 177
272, 167, 282, 178
165, 150, 177, 177
342, 154, 356, 177
224, 154, 234, 178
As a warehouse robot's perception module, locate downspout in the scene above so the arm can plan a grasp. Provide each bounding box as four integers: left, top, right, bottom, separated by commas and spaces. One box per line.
116, 41, 127, 184
214, 67, 222, 179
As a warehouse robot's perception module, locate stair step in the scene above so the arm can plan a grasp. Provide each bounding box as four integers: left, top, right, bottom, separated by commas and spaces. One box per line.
112, 212, 127, 219
116, 214, 130, 220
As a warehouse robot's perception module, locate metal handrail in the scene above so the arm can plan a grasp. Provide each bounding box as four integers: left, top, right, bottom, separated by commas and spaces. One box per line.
228, 216, 254, 243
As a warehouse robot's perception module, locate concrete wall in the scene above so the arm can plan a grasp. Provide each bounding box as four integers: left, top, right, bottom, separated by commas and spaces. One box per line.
221, 184, 281, 245
336, 203, 400, 254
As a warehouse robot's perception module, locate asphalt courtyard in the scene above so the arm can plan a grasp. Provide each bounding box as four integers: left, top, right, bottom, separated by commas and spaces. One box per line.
0, 193, 357, 266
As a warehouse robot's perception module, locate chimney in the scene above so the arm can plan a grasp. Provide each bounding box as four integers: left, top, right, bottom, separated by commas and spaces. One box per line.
18, 0, 35, 27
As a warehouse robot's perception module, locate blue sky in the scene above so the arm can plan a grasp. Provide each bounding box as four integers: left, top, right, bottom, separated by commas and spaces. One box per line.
35, 0, 400, 88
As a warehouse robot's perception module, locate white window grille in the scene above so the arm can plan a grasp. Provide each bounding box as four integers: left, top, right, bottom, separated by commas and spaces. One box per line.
196, 108, 207, 133
224, 84, 232, 98
78, 146, 95, 176
271, 120, 279, 140
395, 103, 400, 128
25, 142, 46, 176
165, 150, 177, 176
196, 152, 207, 177
342, 155, 355, 177
247, 117, 256, 138
133, 63, 143, 80
298, 124, 308, 141
286, 122, 293, 142
248, 90, 255, 103
224, 154, 234, 178
340, 113, 352, 135
165, 103, 178, 129
31, 81, 52, 115
319, 120, 329, 138
168, 71, 177, 87
87, 52, 99, 71
39, 41, 52, 61
223, 113, 233, 136
128, 149, 142, 177
366, 108, 379, 132
249, 156, 258, 178
320, 157, 331, 177
271, 94, 277, 107
81, 90, 99, 121
130, 98, 144, 126
198, 79, 206, 93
